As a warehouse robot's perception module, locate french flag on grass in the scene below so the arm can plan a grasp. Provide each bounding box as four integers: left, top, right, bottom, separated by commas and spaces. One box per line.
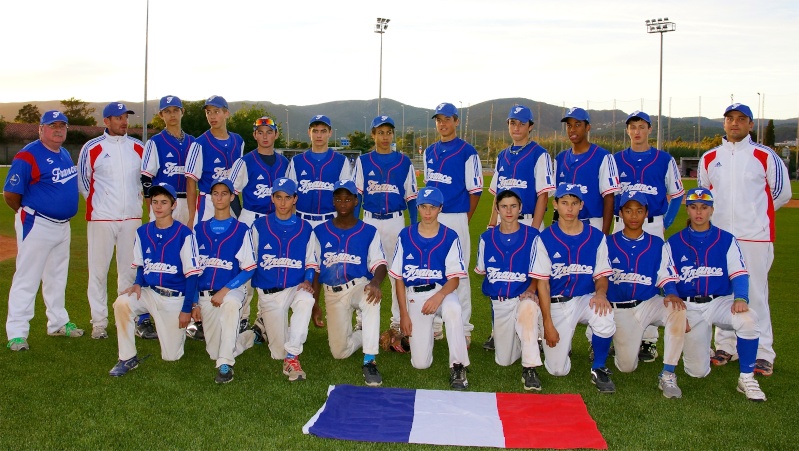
303, 385, 607, 449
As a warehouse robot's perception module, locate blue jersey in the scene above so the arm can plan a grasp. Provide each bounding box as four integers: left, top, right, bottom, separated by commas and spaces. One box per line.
286, 149, 351, 215
606, 232, 679, 303
554, 144, 619, 220
529, 223, 612, 297
4, 140, 78, 221
614, 147, 684, 216
230, 150, 289, 214
311, 220, 386, 286
354, 151, 417, 214
667, 225, 748, 298
142, 130, 195, 194
251, 214, 315, 290
475, 225, 539, 298
389, 223, 467, 287
489, 142, 555, 215
423, 138, 483, 213
186, 130, 244, 193
195, 219, 257, 291
133, 221, 201, 291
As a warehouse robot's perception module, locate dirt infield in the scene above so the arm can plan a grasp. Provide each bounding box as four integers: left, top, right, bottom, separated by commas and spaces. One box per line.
0, 235, 16, 261
787, 199, 799, 208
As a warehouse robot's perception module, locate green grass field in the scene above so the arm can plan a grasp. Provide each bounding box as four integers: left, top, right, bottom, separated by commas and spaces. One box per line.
1, 173, 798, 450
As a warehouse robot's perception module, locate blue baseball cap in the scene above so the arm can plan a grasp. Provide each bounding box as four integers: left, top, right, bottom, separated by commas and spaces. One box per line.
507, 105, 534, 124
210, 178, 235, 194
272, 177, 297, 196
432, 103, 458, 119
309, 114, 332, 128
40, 110, 68, 125
625, 110, 651, 125
685, 188, 714, 206
554, 183, 584, 201
724, 103, 754, 121
619, 191, 649, 208
417, 186, 444, 207
333, 180, 358, 195
149, 182, 177, 200
561, 107, 590, 124
204, 95, 229, 110
371, 115, 395, 129
103, 102, 135, 118
159, 95, 183, 111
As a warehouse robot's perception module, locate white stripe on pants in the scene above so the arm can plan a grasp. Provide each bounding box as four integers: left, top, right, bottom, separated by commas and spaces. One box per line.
405, 286, 470, 369
199, 287, 254, 367
257, 286, 315, 359
363, 212, 404, 329
492, 297, 542, 368
612, 296, 686, 373
436, 212, 473, 335
324, 278, 381, 358
113, 289, 186, 361
87, 219, 140, 329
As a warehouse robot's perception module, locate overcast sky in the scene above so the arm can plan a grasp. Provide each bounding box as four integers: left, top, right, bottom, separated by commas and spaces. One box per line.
3, 0, 797, 119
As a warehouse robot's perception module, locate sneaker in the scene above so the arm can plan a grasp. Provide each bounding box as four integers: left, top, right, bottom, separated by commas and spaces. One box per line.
91, 325, 108, 339
7, 337, 29, 351
450, 363, 469, 391
433, 327, 444, 341
135, 319, 158, 340
49, 322, 84, 338
658, 371, 682, 399
522, 366, 542, 392
638, 342, 658, 363
591, 367, 616, 394
215, 364, 234, 384
362, 361, 383, 386
251, 317, 267, 345
483, 335, 495, 351
238, 319, 249, 334
737, 373, 767, 402
754, 359, 773, 376
283, 356, 306, 381
710, 349, 737, 367
109, 356, 140, 377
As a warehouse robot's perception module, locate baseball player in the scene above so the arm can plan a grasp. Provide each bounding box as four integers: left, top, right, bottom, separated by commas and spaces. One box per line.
389, 186, 470, 390
78, 102, 144, 340
423, 102, 483, 346
553, 107, 620, 233
4, 111, 83, 351
309, 180, 386, 386
250, 178, 316, 382
613, 110, 685, 364
286, 114, 353, 328
526, 183, 617, 393
353, 115, 418, 337
698, 103, 791, 377
475, 189, 542, 391
607, 191, 686, 399
109, 183, 201, 377
668, 188, 766, 401
195, 178, 258, 383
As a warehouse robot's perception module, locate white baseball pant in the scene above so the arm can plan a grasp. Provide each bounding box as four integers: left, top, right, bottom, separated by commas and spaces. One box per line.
256, 286, 315, 359
437, 212, 473, 336
405, 285, 470, 370
149, 198, 189, 225
612, 296, 686, 373
491, 297, 542, 368
236, 209, 266, 325
87, 219, 140, 329
324, 277, 381, 358
199, 287, 254, 367
113, 288, 187, 361
363, 211, 404, 330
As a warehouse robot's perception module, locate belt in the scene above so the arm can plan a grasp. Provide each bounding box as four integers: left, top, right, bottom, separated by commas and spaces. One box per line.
176, 192, 187, 199
685, 295, 716, 304
615, 215, 656, 224
612, 299, 645, 309
199, 290, 219, 297
153, 286, 183, 297
410, 284, 436, 293
518, 214, 533, 220
550, 296, 574, 304
22, 207, 70, 224
298, 212, 335, 222
326, 279, 359, 293
369, 211, 403, 220
262, 287, 285, 294
490, 295, 518, 302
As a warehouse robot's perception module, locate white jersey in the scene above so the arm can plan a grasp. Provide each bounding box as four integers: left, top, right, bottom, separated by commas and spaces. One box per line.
78, 132, 144, 221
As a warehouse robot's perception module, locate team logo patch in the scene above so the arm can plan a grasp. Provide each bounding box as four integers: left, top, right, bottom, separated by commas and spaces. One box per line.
104, 154, 111, 159
257, 174, 265, 180
553, 252, 562, 258
715, 162, 722, 167
325, 242, 333, 248
264, 243, 272, 250
427, 159, 433, 164
559, 172, 564, 177
8, 174, 20, 186
620, 171, 627, 178
166, 152, 174, 158
199, 244, 205, 249
46, 158, 54, 164
368, 171, 375, 176
681, 255, 688, 262
406, 254, 414, 260
612, 257, 620, 263
301, 170, 308, 176
499, 166, 505, 171
214, 158, 221, 163
146, 247, 151, 254
488, 256, 496, 263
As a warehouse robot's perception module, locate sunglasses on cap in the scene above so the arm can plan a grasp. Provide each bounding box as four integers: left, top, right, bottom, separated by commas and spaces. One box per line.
254, 117, 276, 127
686, 192, 713, 202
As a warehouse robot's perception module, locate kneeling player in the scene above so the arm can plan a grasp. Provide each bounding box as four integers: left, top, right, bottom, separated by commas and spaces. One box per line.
110, 183, 201, 376
475, 189, 542, 391
310, 180, 387, 386
526, 184, 616, 393
389, 186, 471, 390
668, 188, 765, 402
195, 179, 257, 384
607, 192, 686, 398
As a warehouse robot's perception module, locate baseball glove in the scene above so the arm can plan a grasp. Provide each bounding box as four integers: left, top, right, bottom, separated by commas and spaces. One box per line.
379, 328, 410, 353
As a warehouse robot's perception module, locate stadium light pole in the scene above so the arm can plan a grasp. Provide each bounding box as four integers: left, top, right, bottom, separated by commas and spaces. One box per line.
375, 18, 390, 115
142, 0, 150, 141
645, 17, 676, 151
285, 108, 290, 148
363, 116, 367, 135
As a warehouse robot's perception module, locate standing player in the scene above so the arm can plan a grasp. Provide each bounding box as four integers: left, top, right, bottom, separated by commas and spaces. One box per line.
250, 178, 316, 382
525, 184, 617, 393
78, 102, 144, 340
310, 180, 386, 386
390, 186, 470, 390
607, 192, 686, 398
423, 102, 483, 345
109, 183, 201, 376
5, 110, 83, 351
354, 115, 418, 337
554, 107, 619, 233
475, 189, 542, 391
668, 188, 766, 401
698, 103, 791, 377
286, 114, 353, 328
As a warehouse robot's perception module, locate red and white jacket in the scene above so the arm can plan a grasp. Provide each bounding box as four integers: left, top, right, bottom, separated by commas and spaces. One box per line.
78, 132, 144, 221
698, 136, 791, 242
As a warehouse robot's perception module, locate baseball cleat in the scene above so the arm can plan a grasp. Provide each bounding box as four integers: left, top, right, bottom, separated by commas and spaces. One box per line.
522, 367, 542, 392
135, 319, 158, 340
91, 326, 108, 340
251, 317, 267, 345
449, 363, 469, 391
7, 337, 29, 351
737, 373, 766, 402
591, 367, 616, 394
433, 328, 444, 341
49, 322, 84, 338
109, 356, 140, 377
483, 335, 495, 351
238, 319, 249, 334
186, 321, 205, 341
638, 342, 658, 362
710, 349, 737, 367
215, 364, 234, 384
362, 361, 383, 387
754, 359, 773, 376
658, 371, 682, 399
283, 356, 306, 381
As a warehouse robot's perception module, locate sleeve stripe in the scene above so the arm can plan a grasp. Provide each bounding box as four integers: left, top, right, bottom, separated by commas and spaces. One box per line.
529, 272, 550, 280
729, 269, 749, 279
